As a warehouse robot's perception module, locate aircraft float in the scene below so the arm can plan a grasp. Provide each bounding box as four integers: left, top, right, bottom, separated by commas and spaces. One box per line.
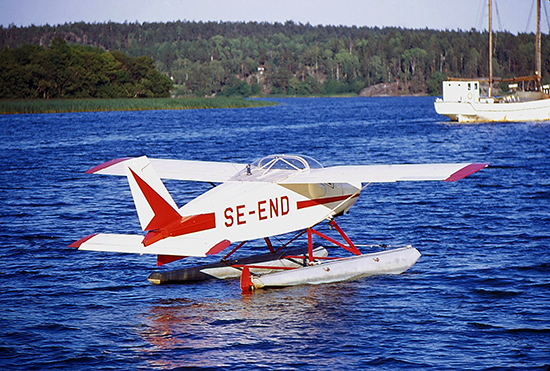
70, 154, 488, 292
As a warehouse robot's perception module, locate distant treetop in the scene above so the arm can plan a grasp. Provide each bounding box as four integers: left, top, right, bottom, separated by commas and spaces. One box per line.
1, 21, 547, 97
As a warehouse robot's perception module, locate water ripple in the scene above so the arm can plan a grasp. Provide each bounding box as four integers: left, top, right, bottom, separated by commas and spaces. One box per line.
1, 97, 549, 370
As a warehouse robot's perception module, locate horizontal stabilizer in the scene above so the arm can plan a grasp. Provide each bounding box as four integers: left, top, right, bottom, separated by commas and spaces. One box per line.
70, 233, 231, 258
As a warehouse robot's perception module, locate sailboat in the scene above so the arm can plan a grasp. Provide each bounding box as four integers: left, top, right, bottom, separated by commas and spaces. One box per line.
434, 0, 550, 122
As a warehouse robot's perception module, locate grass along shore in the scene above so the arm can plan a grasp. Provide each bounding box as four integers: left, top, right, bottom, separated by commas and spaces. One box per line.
0, 97, 276, 114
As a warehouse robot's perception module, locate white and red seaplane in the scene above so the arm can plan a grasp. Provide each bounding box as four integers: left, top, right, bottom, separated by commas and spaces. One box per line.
70, 154, 487, 292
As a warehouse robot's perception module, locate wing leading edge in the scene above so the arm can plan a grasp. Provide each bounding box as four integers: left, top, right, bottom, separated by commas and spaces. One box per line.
277, 163, 488, 184
86, 157, 487, 185
87, 157, 247, 182
73, 156, 488, 264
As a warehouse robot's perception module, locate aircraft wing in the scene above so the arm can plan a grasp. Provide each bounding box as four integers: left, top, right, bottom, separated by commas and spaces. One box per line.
72, 156, 488, 265
70, 233, 230, 258
278, 163, 488, 184
87, 157, 247, 182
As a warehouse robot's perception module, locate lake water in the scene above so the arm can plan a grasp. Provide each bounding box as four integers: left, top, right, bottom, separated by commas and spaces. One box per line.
0, 97, 549, 370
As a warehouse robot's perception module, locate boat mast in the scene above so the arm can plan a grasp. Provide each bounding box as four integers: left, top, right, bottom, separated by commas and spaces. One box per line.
536, 0, 542, 91
488, 0, 493, 97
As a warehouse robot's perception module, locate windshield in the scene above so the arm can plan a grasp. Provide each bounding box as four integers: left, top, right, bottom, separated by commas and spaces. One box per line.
232, 154, 323, 181
252, 154, 323, 171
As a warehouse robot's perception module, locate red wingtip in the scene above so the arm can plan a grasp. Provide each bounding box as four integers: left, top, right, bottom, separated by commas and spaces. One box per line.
444, 163, 489, 182
206, 240, 231, 255
86, 158, 132, 174
69, 233, 98, 248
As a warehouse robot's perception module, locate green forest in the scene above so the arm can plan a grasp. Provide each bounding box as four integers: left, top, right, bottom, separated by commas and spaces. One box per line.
1, 20, 549, 99
0, 38, 172, 99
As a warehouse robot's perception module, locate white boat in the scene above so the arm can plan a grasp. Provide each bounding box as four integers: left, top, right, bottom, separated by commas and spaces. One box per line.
435, 82, 550, 122
434, 0, 550, 122
243, 246, 421, 289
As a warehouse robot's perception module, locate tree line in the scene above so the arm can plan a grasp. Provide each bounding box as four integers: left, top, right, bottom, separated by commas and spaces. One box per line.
0, 37, 172, 99
1, 20, 549, 98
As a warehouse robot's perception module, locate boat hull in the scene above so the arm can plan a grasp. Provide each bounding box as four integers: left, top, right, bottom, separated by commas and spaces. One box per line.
251, 246, 421, 289
434, 98, 550, 122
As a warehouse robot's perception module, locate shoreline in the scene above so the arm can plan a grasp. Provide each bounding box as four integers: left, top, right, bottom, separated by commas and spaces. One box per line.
0, 95, 435, 115
0, 97, 277, 115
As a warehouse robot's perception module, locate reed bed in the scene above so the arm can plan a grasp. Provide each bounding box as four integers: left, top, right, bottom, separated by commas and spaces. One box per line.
0, 98, 276, 114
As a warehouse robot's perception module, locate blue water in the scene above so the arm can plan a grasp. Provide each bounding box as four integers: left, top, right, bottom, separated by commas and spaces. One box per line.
1, 97, 549, 370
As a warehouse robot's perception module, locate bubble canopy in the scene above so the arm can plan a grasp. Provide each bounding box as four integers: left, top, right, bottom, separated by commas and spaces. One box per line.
252, 154, 323, 171
232, 154, 323, 181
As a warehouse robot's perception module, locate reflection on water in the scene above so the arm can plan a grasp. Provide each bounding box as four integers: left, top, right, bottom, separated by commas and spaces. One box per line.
138, 283, 360, 369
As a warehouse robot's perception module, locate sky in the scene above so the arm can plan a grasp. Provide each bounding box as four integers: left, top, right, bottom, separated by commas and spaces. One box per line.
1, 0, 549, 35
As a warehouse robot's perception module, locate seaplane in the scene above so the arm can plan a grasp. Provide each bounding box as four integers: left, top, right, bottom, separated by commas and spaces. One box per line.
70, 154, 488, 292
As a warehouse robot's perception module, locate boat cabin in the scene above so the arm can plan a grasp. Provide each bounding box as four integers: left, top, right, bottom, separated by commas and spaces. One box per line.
442, 81, 480, 103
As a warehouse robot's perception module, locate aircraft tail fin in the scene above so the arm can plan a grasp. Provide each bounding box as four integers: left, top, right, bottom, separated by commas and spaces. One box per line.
123, 156, 220, 247
124, 156, 181, 232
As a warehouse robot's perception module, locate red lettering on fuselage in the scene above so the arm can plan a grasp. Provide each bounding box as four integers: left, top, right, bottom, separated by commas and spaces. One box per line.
269, 198, 278, 217
224, 207, 234, 227
258, 200, 267, 220
223, 196, 291, 228
236, 205, 246, 225
281, 195, 289, 216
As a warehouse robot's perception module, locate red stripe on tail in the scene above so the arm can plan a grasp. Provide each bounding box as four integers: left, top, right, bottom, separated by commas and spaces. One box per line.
129, 168, 181, 231
142, 213, 217, 246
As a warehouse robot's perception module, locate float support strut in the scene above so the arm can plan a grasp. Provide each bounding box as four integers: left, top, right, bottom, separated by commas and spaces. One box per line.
306, 221, 361, 263
222, 241, 247, 260
264, 237, 275, 253
329, 220, 361, 256
307, 228, 314, 264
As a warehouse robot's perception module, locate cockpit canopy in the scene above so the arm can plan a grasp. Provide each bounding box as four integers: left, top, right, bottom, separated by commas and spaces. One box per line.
232, 154, 323, 181
252, 154, 323, 171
